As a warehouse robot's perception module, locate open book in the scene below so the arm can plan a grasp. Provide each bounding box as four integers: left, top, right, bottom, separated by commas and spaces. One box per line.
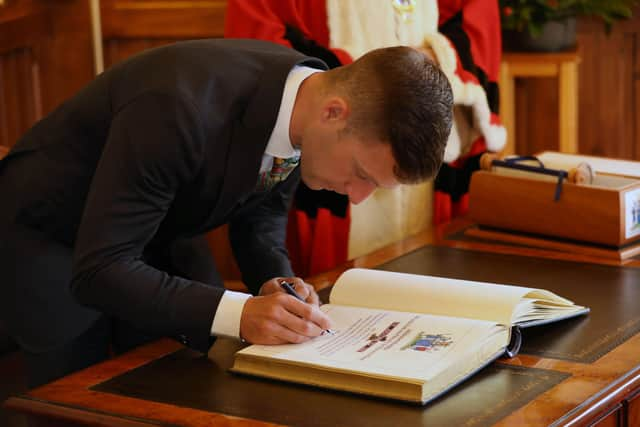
230, 268, 589, 404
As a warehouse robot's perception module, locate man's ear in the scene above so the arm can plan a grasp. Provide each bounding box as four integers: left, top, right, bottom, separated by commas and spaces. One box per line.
321, 96, 349, 124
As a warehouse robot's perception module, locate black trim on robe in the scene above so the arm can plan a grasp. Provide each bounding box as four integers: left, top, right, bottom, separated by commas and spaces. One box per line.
439, 12, 499, 114
436, 13, 499, 202
434, 153, 482, 202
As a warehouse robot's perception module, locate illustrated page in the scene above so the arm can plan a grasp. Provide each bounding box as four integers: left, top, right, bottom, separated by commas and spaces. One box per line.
238, 305, 508, 382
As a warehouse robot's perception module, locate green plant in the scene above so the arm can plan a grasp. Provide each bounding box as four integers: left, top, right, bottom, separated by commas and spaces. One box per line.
500, 0, 639, 37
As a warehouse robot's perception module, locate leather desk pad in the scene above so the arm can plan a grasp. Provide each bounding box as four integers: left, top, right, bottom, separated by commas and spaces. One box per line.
93, 340, 569, 427
93, 244, 634, 425
377, 245, 640, 362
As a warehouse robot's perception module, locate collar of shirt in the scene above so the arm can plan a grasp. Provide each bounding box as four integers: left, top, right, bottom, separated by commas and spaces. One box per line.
263, 65, 323, 161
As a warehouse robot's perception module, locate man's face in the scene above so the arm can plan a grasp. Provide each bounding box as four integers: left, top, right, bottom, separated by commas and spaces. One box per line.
299, 127, 400, 205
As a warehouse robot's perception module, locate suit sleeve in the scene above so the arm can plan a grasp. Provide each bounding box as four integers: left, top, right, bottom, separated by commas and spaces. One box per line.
71, 92, 220, 353
228, 168, 300, 294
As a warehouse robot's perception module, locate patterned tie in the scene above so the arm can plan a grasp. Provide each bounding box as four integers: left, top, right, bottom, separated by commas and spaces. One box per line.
256, 155, 300, 191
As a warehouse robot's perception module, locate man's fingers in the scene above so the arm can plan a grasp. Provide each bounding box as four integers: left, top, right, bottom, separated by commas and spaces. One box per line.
282, 296, 332, 331
272, 323, 314, 344
259, 277, 322, 306
240, 293, 331, 345
278, 305, 324, 337
304, 284, 320, 305
285, 279, 320, 306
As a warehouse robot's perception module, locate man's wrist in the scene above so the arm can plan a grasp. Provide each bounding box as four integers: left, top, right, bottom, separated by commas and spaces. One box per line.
210, 290, 252, 339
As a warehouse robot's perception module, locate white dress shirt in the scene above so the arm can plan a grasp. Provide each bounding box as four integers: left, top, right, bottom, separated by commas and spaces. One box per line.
210, 65, 322, 339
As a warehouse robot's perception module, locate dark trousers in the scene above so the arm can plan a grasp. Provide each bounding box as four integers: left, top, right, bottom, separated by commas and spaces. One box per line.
0, 219, 161, 389
0, 227, 218, 389
1, 224, 218, 389
23, 315, 158, 388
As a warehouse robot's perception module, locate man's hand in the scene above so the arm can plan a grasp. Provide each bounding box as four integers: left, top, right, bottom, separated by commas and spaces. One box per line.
239, 292, 332, 344
259, 276, 320, 305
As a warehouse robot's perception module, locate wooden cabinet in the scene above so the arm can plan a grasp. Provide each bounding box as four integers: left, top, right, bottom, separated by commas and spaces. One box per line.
591, 404, 623, 426
626, 390, 640, 427
0, 0, 227, 152
0, 0, 95, 150
500, 49, 580, 156
512, 8, 640, 161
100, 0, 226, 67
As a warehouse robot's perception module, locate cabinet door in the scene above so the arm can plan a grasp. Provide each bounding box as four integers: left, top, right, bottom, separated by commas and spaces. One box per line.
590, 403, 622, 427
627, 391, 640, 427
101, 0, 227, 68
512, 8, 640, 161
0, 0, 94, 148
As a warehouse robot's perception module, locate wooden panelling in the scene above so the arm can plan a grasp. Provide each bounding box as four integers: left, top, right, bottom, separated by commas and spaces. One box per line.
0, 0, 95, 148
35, 1, 94, 114
100, 0, 227, 67
577, 22, 635, 159
101, 0, 226, 39
0, 48, 40, 148
591, 404, 623, 427
626, 391, 640, 427
0, 0, 46, 149
0, 3, 50, 54
104, 38, 177, 68
514, 8, 640, 161
501, 50, 580, 155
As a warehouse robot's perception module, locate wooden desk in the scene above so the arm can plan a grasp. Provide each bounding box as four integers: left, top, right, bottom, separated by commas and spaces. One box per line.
500, 49, 580, 156
4, 220, 640, 426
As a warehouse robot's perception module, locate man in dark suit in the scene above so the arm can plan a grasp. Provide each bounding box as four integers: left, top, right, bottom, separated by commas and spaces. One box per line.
0, 39, 453, 387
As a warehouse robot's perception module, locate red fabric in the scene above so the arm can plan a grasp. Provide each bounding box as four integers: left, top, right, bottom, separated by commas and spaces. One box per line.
225, 0, 352, 277
286, 208, 350, 277
433, 191, 452, 226
224, 0, 353, 65
438, 0, 502, 82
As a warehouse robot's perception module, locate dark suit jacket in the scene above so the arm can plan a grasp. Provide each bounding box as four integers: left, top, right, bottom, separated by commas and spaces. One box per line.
0, 39, 326, 353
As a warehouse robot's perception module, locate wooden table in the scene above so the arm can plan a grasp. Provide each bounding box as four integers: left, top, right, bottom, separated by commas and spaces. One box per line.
499, 49, 580, 156
4, 219, 640, 426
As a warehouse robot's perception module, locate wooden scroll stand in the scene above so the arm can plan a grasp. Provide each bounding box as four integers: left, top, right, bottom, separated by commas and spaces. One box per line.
467, 153, 640, 261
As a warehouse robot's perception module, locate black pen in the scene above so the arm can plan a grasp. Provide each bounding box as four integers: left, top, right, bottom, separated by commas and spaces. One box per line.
280, 281, 335, 336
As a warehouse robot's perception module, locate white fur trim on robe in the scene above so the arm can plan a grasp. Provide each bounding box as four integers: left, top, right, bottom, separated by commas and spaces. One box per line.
424, 33, 506, 160
326, 0, 438, 59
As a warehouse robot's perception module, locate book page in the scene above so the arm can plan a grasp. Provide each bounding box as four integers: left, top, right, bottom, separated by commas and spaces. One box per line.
537, 151, 640, 179
330, 269, 576, 326
237, 305, 507, 382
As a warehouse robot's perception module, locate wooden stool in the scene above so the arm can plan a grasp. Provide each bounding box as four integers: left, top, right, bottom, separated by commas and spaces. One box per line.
499, 48, 580, 155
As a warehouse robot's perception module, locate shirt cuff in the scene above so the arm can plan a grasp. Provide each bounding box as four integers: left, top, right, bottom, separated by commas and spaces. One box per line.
210, 290, 252, 340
